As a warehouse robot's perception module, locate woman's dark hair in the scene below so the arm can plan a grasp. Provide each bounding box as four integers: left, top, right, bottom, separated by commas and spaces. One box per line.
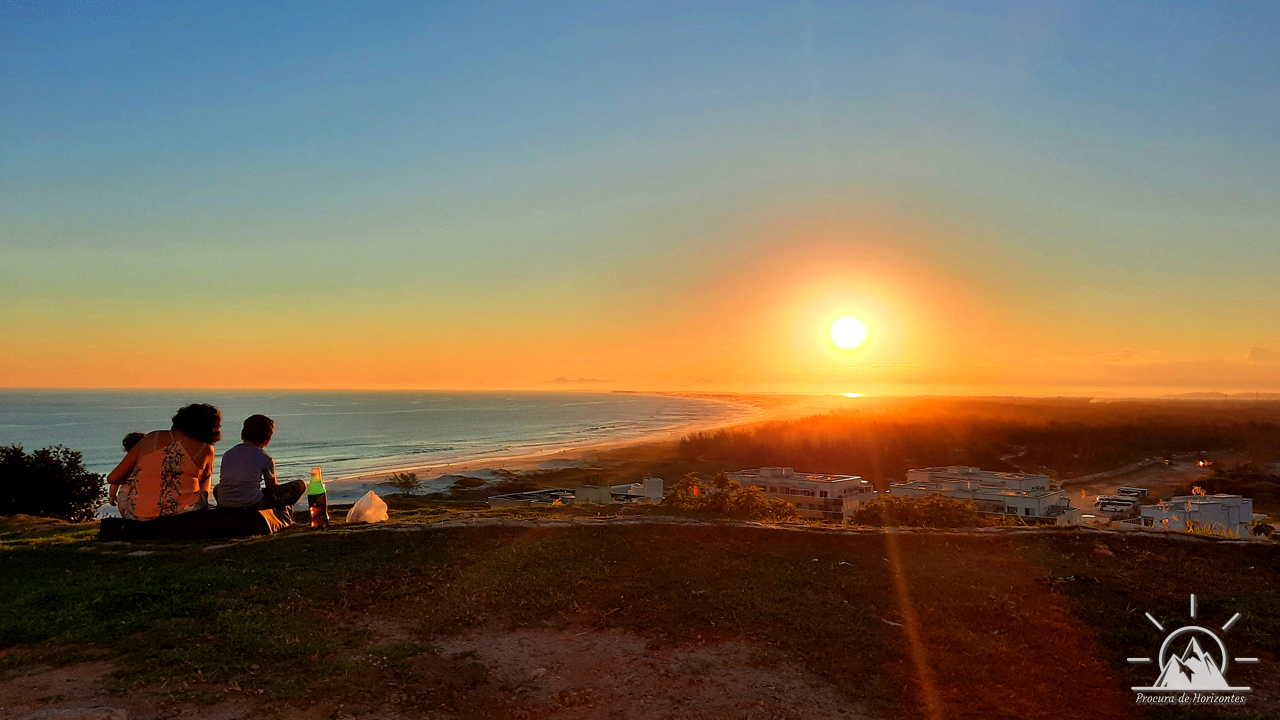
122, 431, 146, 453
171, 403, 222, 444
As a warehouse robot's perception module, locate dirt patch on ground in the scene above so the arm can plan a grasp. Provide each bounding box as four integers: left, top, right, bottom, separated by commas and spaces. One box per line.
1065, 460, 1219, 503
344, 607, 420, 645
3, 626, 873, 720
0, 657, 251, 720
432, 626, 875, 720
0, 649, 272, 720
886, 534, 1136, 720
0, 658, 120, 718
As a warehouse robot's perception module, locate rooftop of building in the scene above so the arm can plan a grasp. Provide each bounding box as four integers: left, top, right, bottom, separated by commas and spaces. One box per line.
909, 465, 1052, 482
488, 488, 575, 504
1158, 493, 1249, 504
891, 479, 1065, 498
730, 467, 863, 483
488, 488, 648, 504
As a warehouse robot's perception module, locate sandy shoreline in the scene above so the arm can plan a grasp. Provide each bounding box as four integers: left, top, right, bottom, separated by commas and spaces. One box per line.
322, 392, 772, 500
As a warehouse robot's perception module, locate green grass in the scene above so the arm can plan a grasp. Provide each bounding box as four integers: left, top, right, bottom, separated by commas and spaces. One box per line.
1015, 533, 1280, 719
0, 513, 905, 711
2, 511, 1278, 719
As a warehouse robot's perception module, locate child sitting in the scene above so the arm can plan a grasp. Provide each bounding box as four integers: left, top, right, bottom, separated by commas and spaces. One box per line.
108, 432, 147, 507
213, 415, 306, 523
121, 431, 145, 453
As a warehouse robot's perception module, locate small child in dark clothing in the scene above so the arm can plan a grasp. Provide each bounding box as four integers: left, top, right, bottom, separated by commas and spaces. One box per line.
109, 432, 147, 507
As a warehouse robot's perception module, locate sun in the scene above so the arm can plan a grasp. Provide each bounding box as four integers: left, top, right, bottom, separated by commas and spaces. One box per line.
830, 315, 868, 350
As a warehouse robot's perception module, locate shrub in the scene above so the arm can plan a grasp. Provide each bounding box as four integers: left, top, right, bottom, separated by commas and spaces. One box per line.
386, 471, 423, 495
451, 476, 487, 490
0, 445, 105, 522
1182, 519, 1254, 539
661, 472, 798, 522
848, 493, 989, 528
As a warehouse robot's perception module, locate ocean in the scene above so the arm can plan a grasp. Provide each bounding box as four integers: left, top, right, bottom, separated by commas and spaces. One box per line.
0, 390, 752, 490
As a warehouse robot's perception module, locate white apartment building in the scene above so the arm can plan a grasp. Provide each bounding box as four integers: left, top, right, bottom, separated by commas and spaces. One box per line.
611, 477, 664, 502
889, 465, 1071, 520
1140, 494, 1263, 537
727, 467, 877, 522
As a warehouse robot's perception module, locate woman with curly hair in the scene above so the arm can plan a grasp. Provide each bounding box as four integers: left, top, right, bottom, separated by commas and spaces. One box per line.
107, 403, 222, 520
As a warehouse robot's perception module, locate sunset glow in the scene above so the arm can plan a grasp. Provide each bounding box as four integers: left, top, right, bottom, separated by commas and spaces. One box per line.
830, 316, 870, 351
1, 4, 1278, 396
6, 8, 1279, 718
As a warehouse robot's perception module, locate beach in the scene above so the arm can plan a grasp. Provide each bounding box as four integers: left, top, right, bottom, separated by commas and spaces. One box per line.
320, 389, 880, 502
320, 392, 867, 501
0, 389, 779, 506
0, 388, 875, 511
319, 392, 769, 501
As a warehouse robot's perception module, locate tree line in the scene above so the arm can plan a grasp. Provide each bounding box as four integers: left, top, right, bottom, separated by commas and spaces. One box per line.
678, 397, 1280, 484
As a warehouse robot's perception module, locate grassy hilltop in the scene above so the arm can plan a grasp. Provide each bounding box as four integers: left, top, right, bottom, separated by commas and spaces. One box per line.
2, 504, 1278, 720
4, 398, 1280, 719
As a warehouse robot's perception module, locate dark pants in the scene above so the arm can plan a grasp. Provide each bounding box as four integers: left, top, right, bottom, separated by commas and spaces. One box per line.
261, 479, 307, 511
100, 508, 275, 541
216, 480, 306, 525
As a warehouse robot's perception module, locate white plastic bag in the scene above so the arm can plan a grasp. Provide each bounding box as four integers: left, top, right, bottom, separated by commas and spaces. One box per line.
347, 490, 388, 524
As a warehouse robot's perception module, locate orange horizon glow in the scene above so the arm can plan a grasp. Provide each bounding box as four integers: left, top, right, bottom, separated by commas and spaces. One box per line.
5, 6, 1280, 399
3, 213, 1279, 396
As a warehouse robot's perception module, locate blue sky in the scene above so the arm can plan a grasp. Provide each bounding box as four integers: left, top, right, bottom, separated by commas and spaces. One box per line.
3, 1, 1279, 390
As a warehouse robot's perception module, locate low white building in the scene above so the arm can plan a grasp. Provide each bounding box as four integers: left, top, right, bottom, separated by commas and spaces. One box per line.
727, 467, 876, 522
889, 466, 1072, 520
611, 477, 664, 502
488, 477, 663, 509
1140, 494, 1264, 537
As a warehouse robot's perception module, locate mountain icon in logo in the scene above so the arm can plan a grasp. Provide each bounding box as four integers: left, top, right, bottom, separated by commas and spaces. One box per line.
1152, 636, 1229, 690
1129, 594, 1258, 694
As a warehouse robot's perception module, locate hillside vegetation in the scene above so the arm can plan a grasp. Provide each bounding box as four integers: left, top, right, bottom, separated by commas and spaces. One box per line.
679, 397, 1280, 482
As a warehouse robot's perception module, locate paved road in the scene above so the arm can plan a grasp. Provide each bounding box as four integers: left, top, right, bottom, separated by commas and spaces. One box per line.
1062, 461, 1219, 508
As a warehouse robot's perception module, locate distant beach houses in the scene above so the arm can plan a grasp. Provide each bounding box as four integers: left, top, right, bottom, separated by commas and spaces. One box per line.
1141, 494, 1262, 537
726, 467, 876, 522
887, 466, 1072, 520
484, 463, 1269, 537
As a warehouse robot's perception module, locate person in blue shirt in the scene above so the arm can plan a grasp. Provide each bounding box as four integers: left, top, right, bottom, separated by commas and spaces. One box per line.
213, 415, 306, 523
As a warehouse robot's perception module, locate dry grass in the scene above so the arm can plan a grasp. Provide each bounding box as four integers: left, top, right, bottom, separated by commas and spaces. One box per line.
1, 512, 1277, 719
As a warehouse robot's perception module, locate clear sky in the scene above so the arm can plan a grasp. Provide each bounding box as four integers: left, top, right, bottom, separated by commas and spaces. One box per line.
3, 1, 1279, 394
